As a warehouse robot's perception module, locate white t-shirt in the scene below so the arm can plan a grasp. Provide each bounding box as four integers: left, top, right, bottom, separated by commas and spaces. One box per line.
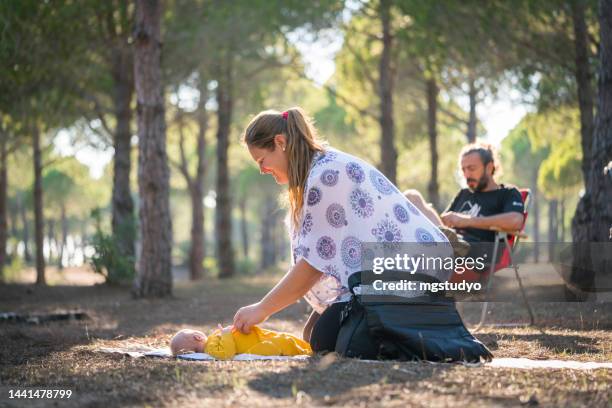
290, 148, 452, 313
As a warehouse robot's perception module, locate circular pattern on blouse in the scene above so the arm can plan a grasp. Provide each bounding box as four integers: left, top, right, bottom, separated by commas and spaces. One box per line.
341, 236, 362, 269
323, 264, 341, 280
307, 186, 322, 206
393, 204, 410, 224
405, 199, 420, 215
371, 219, 403, 242
345, 162, 365, 183
350, 188, 374, 218
369, 170, 394, 195
326, 203, 348, 228
313, 151, 338, 168
316, 236, 336, 260
415, 227, 436, 246
320, 169, 340, 187
300, 212, 313, 237
293, 245, 310, 263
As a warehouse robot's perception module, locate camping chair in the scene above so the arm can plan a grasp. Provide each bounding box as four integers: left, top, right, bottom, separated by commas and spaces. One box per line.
451, 189, 536, 331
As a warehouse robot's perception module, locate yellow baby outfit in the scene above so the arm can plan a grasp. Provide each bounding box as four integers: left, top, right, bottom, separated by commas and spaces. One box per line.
204, 326, 312, 360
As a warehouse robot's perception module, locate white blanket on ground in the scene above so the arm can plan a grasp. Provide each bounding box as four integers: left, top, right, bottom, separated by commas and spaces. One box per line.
97, 346, 611, 369
346, 357, 612, 370
485, 358, 612, 370
97, 346, 310, 361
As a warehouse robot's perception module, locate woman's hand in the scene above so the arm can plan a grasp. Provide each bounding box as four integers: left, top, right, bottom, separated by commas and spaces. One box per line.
233, 260, 322, 334
233, 302, 269, 334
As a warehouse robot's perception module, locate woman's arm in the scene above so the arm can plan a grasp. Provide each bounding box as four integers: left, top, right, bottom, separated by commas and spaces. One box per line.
233, 259, 323, 334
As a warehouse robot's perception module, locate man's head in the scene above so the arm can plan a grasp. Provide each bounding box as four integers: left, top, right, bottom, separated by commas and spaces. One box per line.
459, 142, 500, 192
170, 329, 207, 356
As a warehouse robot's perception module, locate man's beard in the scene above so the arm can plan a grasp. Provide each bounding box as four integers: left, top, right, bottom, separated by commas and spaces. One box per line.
467, 175, 489, 192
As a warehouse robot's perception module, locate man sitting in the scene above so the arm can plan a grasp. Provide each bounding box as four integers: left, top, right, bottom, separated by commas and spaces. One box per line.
405, 142, 525, 263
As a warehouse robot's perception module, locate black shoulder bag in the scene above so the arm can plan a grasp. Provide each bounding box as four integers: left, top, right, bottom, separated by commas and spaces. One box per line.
334, 271, 493, 363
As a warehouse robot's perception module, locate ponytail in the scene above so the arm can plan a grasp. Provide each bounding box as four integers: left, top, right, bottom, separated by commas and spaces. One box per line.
242, 107, 325, 231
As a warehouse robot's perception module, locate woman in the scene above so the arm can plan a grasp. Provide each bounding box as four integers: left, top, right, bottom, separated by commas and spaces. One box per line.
233, 107, 452, 352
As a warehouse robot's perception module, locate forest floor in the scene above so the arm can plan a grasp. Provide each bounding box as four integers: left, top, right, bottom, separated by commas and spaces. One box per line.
1, 266, 611, 407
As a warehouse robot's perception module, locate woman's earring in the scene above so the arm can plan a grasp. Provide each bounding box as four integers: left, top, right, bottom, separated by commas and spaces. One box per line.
282, 147, 286, 152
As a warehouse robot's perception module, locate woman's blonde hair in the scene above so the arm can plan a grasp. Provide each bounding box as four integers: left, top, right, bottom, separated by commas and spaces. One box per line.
242, 107, 325, 230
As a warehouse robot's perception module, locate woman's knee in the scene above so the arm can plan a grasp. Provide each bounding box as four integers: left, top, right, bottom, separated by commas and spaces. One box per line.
302, 310, 320, 342
403, 189, 425, 206
309, 303, 345, 353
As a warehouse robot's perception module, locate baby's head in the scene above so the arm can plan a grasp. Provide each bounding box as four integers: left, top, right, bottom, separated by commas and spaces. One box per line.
170, 329, 207, 356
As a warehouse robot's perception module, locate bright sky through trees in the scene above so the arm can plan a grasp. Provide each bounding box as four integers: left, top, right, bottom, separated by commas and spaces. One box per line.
53, 19, 529, 179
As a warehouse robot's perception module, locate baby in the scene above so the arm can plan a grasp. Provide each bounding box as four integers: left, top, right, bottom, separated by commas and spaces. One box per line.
170, 325, 312, 360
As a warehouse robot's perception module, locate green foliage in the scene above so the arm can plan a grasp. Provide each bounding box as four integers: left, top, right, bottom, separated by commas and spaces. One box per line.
88, 208, 135, 285
0, 1, 592, 273
236, 257, 257, 275
1, 256, 24, 283
42, 169, 75, 214
538, 138, 582, 198
502, 107, 582, 199
502, 119, 549, 187
314, 92, 356, 138
203, 256, 219, 278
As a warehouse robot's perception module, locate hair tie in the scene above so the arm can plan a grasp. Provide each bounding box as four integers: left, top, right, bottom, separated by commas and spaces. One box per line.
281, 111, 288, 120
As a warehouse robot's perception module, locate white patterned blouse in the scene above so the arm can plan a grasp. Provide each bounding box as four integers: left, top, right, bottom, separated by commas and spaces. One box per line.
290, 147, 452, 313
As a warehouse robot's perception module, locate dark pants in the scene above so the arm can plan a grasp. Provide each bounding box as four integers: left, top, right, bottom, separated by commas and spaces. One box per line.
304, 302, 348, 353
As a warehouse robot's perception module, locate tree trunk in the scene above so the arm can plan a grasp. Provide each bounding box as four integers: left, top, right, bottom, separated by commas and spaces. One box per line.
273, 216, 281, 262
570, 0, 612, 290
58, 204, 67, 269
275, 214, 286, 262
0, 133, 7, 279
559, 198, 566, 242
239, 197, 249, 258
132, 0, 173, 297
466, 76, 477, 143
586, 0, 612, 269
47, 219, 55, 263
8, 189, 17, 261
260, 200, 275, 270
33, 126, 45, 285
270, 211, 277, 266
18, 192, 31, 262
80, 221, 88, 258
426, 78, 440, 210
571, 0, 595, 188
378, 0, 397, 185
189, 188, 205, 280
531, 172, 540, 262
188, 76, 209, 280
215, 66, 235, 279
111, 43, 136, 279
548, 199, 558, 262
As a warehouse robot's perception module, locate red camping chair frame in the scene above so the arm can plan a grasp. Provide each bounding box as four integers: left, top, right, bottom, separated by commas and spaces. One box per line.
456, 189, 536, 330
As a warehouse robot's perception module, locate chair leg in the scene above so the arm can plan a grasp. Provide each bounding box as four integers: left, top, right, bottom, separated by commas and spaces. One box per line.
504, 236, 536, 326
475, 302, 489, 332
473, 237, 501, 332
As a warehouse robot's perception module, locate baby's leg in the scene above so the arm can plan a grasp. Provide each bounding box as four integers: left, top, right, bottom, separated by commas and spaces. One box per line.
246, 341, 282, 356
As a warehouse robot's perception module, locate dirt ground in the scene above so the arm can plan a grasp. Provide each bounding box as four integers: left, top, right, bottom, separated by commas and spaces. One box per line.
1, 267, 611, 407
